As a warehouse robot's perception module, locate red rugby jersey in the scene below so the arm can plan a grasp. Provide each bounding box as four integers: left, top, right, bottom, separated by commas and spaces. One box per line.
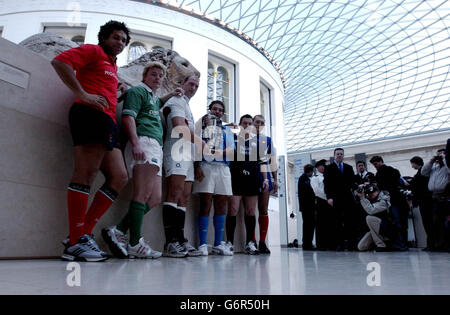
54, 44, 120, 123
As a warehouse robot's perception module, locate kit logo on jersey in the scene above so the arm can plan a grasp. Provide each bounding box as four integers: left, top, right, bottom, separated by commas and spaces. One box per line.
104, 70, 119, 81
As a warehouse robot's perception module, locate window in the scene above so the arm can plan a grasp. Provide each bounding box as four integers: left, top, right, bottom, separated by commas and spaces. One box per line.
71, 35, 85, 46
127, 41, 147, 63
260, 81, 273, 137
43, 25, 86, 45
207, 54, 235, 123
126, 31, 172, 63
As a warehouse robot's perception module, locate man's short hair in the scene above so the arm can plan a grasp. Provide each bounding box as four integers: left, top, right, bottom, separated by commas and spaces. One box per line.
370, 156, 384, 163
182, 74, 200, 84
304, 164, 314, 173
410, 156, 424, 166
253, 114, 265, 121
98, 20, 130, 46
209, 100, 225, 113
356, 160, 366, 166
437, 148, 446, 154
315, 159, 327, 168
239, 114, 253, 124
142, 61, 167, 81
334, 148, 344, 155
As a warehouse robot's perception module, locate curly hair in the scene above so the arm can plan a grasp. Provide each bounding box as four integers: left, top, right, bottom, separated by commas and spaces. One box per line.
97, 20, 130, 46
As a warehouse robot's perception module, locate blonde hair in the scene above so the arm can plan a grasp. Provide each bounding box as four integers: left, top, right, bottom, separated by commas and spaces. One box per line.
142, 61, 167, 81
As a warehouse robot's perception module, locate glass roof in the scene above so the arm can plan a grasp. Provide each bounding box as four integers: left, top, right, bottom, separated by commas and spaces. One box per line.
145, 0, 450, 153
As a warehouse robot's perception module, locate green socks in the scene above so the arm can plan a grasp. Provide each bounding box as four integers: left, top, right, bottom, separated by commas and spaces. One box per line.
117, 203, 150, 235
117, 200, 149, 246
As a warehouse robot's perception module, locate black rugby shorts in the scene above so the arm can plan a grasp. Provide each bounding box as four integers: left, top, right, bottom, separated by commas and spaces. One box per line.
68, 103, 119, 151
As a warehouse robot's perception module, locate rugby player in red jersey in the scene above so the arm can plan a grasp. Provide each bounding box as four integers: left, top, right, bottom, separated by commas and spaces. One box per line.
51, 20, 130, 262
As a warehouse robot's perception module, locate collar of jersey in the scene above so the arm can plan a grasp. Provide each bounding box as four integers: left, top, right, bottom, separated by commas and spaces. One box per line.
139, 82, 155, 95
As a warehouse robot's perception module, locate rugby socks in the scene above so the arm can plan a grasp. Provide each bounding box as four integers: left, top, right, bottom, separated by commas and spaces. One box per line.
244, 215, 256, 244
117, 204, 150, 234
259, 215, 269, 243
213, 214, 226, 247
128, 200, 146, 246
176, 206, 187, 243
67, 183, 90, 245
163, 202, 178, 244
226, 215, 237, 244
198, 216, 209, 245
84, 184, 118, 235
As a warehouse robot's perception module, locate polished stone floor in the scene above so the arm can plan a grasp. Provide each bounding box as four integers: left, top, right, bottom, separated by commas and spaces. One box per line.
0, 247, 449, 295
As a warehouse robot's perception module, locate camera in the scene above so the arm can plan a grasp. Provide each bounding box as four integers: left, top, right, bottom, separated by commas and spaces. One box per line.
400, 189, 413, 200
357, 183, 377, 194
435, 155, 443, 162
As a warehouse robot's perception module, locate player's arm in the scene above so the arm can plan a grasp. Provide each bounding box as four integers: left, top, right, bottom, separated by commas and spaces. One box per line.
51, 58, 108, 109
122, 116, 145, 161
122, 89, 145, 161
172, 117, 205, 146
260, 163, 269, 191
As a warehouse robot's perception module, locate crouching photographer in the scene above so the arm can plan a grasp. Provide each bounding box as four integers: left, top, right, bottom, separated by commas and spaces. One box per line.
356, 184, 407, 252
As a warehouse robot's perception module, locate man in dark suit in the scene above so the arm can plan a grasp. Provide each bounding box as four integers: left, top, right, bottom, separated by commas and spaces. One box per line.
323, 148, 358, 250
355, 161, 375, 185
409, 156, 433, 250
354, 161, 375, 238
298, 164, 316, 250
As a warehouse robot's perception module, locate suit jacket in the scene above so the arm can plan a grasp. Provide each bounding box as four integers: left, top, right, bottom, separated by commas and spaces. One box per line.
298, 173, 316, 211
324, 162, 356, 201
375, 164, 409, 209
354, 171, 375, 185
409, 167, 431, 204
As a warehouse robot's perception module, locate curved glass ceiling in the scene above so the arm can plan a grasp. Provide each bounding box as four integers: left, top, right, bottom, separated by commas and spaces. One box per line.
147, 0, 450, 153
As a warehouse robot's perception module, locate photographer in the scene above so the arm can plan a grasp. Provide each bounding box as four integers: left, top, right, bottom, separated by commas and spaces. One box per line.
357, 184, 407, 251
356, 184, 391, 251
421, 148, 449, 251
357, 185, 391, 252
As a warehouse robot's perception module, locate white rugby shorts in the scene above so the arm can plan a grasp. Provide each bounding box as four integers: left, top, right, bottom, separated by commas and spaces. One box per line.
125, 136, 163, 177
192, 162, 232, 196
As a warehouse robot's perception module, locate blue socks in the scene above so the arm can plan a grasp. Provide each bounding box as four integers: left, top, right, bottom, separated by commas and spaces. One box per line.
198, 214, 226, 246
198, 216, 209, 245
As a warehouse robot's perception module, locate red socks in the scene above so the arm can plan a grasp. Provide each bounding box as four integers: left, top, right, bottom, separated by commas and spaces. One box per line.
67, 183, 90, 245
84, 185, 118, 235
67, 183, 118, 245
259, 215, 269, 243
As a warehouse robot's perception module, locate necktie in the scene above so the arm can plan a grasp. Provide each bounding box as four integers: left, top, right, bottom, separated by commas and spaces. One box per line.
339, 163, 343, 173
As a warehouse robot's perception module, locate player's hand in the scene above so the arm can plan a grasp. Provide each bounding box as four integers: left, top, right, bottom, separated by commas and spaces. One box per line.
195, 166, 205, 182
118, 82, 127, 94
132, 144, 146, 162
80, 93, 109, 110
327, 199, 334, 207
262, 180, 269, 192
272, 181, 279, 193
172, 88, 184, 97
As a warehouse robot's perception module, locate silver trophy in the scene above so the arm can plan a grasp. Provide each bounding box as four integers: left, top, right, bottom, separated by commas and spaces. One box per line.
203, 113, 223, 153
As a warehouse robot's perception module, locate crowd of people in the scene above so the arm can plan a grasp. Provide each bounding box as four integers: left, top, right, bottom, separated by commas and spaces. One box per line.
298, 145, 450, 253
52, 21, 278, 262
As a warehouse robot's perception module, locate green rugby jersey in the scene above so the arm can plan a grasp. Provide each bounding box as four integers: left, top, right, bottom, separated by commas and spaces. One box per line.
122, 83, 163, 146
